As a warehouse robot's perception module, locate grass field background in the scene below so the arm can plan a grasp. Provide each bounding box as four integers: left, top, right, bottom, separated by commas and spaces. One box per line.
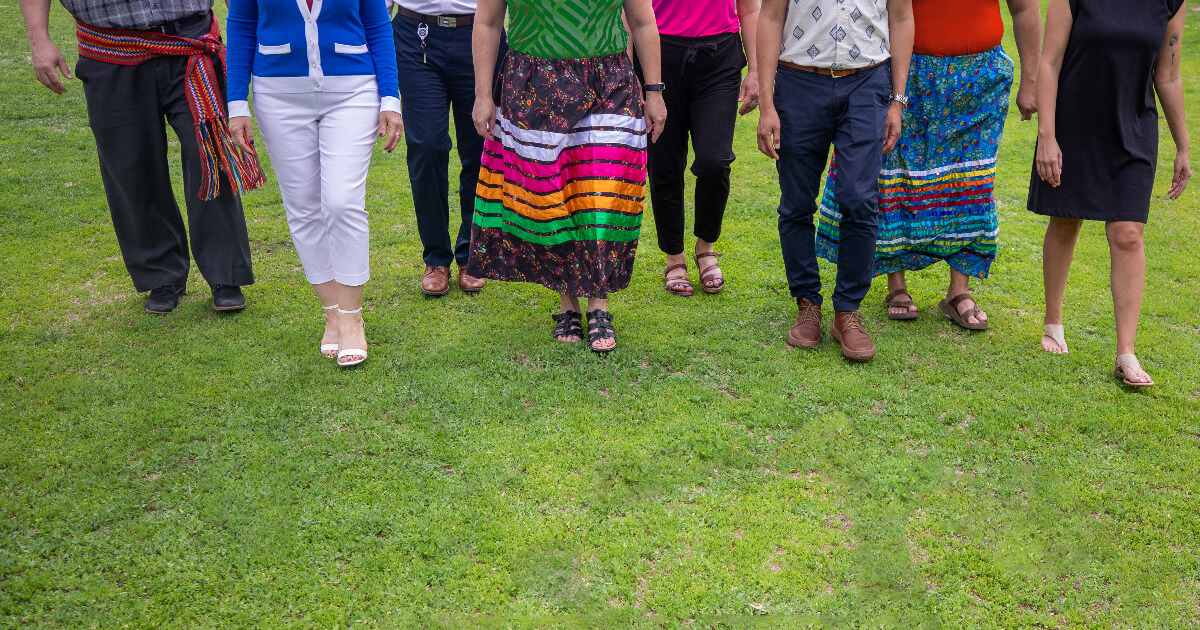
2, 3, 1200, 628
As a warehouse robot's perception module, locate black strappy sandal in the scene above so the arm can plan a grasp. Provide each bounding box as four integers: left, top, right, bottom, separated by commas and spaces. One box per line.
551, 310, 583, 343
585, 309, 616, 355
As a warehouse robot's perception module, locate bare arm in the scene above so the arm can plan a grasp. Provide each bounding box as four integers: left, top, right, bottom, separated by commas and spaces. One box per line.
735, 0, 760, 115
754, 0, 786, 159
1154, 2, 1190, 199
624, 0, 667, 142
470, 0, 507, 141
18, 0, 72, 94
1034, 0, 1072, 187
1005, 0, 1042, 120
883, 0, 913, 153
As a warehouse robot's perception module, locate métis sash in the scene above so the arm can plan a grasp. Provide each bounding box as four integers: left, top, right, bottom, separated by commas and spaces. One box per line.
76, 18, 266, 200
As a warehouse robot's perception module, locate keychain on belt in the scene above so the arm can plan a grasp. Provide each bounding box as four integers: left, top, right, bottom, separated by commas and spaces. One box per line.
417, 23, 429, 63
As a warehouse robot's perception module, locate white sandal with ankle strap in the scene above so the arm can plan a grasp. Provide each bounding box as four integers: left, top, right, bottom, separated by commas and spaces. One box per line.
335, 306, 368, 367
1115, 354, 1154, 387
1042, 324, 1068, 353
320, 304, 339, 358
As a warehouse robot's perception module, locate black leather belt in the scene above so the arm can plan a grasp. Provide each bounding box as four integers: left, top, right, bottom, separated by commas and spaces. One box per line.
396, 7, 474, 27
143, 11, 212, 35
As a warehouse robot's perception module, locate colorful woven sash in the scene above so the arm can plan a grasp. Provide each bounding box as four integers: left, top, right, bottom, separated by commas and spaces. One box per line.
76, 18, 265, 200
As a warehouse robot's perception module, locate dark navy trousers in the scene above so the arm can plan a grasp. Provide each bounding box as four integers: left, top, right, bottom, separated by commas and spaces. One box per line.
391, 13, 505, 267
775, 63, 890, 312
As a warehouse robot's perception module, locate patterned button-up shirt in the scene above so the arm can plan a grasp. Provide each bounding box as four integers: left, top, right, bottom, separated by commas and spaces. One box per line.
59, 0, 213, 30
781, 0, 891, 70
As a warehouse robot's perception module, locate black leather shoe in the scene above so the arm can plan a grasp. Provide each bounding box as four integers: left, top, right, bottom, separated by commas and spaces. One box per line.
211, 285, 246, 311
145, 285, 186, 314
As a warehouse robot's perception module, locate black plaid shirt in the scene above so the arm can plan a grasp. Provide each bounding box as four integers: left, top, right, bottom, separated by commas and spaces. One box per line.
60, 0, 213, 30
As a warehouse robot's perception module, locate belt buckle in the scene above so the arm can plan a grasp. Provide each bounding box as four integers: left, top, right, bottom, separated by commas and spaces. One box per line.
829, 67, 846, 79
437, 15, 455, 28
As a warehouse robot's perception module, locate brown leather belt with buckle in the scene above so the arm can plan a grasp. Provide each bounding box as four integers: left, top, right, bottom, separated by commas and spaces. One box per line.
396, 7, 474, 28
779, 59, 884, 78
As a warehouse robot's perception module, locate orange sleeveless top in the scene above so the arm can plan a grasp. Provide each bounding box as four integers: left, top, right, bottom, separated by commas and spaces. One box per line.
912, 0, 1005, 57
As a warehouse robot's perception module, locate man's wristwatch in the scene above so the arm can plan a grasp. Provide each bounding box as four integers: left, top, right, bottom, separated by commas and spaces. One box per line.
889, 93, 910, 106
644, 82, 666, 92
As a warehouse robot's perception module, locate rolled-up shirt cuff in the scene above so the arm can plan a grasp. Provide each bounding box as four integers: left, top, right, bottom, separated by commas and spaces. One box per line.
227, 100, 251, 118
380, 96, 402, 115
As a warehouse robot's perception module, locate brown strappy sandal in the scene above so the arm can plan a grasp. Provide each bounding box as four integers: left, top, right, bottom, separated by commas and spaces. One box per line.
884, 288, 919, 321
663, 262, 694, 297
695, 252, 724, 294
939, 293, 989, 331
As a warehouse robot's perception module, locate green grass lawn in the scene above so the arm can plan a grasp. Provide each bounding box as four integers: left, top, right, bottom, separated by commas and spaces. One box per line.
2, 4, 1200, 628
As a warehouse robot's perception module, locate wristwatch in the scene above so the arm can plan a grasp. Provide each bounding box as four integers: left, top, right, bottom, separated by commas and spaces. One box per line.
644, 82, 667, 92
889, 93, 910, 106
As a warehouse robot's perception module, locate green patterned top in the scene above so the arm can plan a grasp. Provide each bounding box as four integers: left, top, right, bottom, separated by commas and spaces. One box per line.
506, 0, 629, 60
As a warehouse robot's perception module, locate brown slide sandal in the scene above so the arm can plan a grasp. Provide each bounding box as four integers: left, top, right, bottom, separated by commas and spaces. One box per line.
663, 263, 693, 297
939, 293, 989, 331
884, 288, 919, 320
695, 252, 724, 294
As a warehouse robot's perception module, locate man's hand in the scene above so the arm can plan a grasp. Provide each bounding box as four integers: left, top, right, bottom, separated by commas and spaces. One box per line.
756, 106, 781, 160
737, 72, 760, 115
228, 116, 254, 153
882, 101, 903, 154
378, 111, 403, 152
31, 38, 71, 94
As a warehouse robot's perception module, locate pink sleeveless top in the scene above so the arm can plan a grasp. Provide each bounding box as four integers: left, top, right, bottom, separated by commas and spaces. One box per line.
652, 0, 739, 38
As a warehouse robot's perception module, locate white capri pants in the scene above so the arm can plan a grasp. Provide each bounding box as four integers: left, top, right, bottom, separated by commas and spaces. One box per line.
254, 89, 379, 286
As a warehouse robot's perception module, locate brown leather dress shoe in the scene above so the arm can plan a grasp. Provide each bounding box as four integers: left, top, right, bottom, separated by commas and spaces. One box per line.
787, 298, 822, 349
457, 267, 486, 293
420, 265, 450, 296
831, 310, 876, 362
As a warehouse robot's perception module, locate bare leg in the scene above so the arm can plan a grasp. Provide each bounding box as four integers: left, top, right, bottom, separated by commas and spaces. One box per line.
1106, 221, 1150, 384
885, 271, 917, 317
556, 293, 582, 342
1041, 217, 1083, 353
313, 280, 339, 357
586, 297, 614, 351
336, 283, 367, 364
946, 268, 986, 325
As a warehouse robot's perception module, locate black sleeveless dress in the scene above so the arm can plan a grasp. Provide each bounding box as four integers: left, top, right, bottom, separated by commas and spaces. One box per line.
1027, 0, 1184, 223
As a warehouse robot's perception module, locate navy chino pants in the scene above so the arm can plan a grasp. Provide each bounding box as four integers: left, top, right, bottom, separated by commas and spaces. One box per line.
392, 13, 506, 268
774, 63, 890, 312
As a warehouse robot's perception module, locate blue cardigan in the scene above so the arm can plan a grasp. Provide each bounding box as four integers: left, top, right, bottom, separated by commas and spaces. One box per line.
225, 0, 399, 108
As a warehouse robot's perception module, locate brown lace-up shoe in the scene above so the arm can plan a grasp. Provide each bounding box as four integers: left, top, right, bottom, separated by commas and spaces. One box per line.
420, 266, 450, 296
831, 310, 876, 362
786, 299, 822, 349
457, 267, 486, 293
